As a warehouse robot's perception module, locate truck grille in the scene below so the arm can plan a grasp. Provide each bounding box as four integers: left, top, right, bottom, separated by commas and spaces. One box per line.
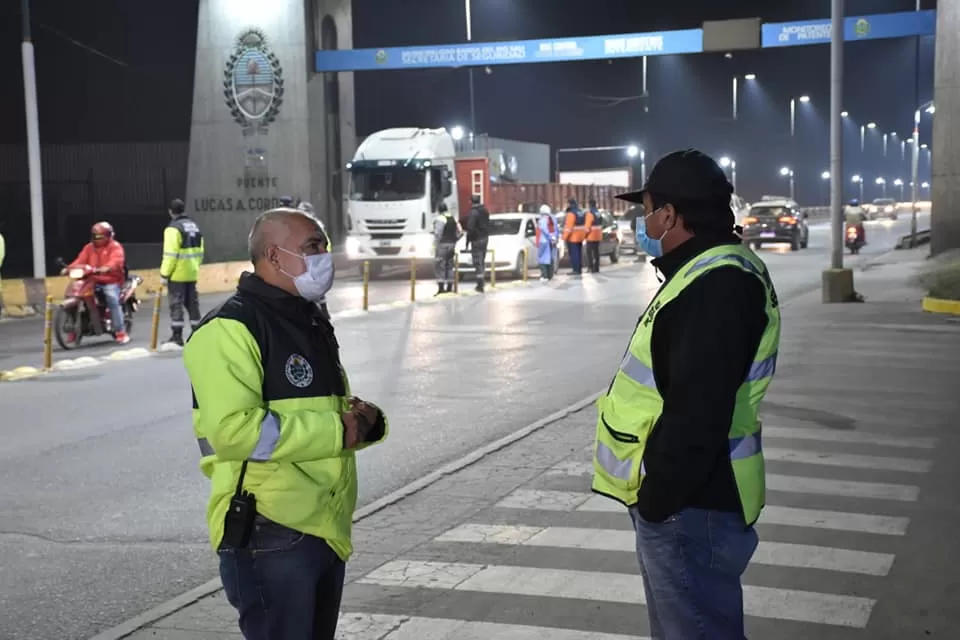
370, 232, 404, 241
374, 247, 402, 256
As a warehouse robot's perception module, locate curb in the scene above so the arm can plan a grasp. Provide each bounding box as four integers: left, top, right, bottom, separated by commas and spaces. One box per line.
88, 391, 602, 640
922, 296, 960, 316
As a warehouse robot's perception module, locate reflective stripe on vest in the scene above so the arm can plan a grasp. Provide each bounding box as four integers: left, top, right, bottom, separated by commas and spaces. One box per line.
592, 244, 780, 525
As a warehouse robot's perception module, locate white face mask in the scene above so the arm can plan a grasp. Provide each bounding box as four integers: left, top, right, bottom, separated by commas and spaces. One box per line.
278, 248, 335, 302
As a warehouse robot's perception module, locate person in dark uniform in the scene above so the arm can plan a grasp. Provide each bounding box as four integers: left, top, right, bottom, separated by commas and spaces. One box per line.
465, 195, 491, 292
433, 203, 462, 295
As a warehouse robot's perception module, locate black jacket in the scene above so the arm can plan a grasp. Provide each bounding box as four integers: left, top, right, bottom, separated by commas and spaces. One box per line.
635, 233, 770, 523
466, 205, 490, 242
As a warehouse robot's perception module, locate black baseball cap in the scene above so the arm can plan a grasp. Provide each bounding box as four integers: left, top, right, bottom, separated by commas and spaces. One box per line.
617, 149, 732, 203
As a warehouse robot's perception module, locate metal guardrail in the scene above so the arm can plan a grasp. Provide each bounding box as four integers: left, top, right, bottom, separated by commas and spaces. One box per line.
895, 229, 931, 250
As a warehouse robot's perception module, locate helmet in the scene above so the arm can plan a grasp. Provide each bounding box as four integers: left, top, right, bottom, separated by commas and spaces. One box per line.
848, 198, 860, 206
297, 201, 315, 214
279, 196, 295, 207
539, 204, 552, 214
91, 221, 114, 246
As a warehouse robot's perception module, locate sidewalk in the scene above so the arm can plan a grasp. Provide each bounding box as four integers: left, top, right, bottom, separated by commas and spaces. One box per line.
107, 248, 960, 639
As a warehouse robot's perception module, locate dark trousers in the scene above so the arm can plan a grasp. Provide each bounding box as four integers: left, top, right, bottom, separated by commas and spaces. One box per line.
566, 241, 583, 274
219, 517, 346, 640
586, 240, 601, 272
470, 238, 488, 281
168, 280, 200, 333
434, 242, 456, 285
538, 263, 554, 279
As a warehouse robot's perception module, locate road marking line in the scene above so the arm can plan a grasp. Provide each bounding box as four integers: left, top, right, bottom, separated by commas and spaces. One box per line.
541, 463, 922, 501
435, 524, 895, 576
764, 447, 932, 473
763, 427, 937, 449
337, 613, 646, 640
358, 560, 875, 628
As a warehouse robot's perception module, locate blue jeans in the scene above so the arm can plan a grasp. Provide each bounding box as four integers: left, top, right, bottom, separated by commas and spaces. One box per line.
99, 283, 124, 333
219, 517, 346, 640
629, 506, 758, 640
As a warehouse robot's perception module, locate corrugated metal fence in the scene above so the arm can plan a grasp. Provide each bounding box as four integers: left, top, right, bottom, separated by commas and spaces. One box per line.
0, 142, 187, 278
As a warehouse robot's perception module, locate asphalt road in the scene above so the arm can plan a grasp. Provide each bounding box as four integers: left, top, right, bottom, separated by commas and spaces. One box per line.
0, 214, 928, 640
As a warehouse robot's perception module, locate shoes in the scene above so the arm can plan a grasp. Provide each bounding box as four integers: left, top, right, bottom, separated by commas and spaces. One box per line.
115, 331, 131, 345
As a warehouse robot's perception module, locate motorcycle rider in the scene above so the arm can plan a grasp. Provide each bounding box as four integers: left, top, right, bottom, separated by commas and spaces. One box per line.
64, 222, 130, 344
465, 194, 491, 292
844, 198, 867, 244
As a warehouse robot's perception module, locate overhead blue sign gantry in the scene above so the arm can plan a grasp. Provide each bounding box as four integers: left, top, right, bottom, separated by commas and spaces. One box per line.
314, 9, 935, 73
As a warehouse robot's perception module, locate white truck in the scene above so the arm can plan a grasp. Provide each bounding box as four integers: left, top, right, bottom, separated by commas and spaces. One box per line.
344, 127, 458, 277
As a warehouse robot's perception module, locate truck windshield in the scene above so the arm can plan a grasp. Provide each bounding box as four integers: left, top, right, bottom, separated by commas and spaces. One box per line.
349, 166, 425, 202
488, 219, 522, 236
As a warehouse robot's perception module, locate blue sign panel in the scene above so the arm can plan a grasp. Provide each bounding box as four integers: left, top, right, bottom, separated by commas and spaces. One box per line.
315, 29, 703, 72
762, 10, 936, 48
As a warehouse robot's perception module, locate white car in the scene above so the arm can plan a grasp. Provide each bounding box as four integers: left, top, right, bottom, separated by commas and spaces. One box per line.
456, 213, 539, 278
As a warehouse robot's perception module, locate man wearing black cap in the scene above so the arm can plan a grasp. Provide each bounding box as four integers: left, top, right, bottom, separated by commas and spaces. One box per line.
160, 198, 205, 346
591, 149, 781, 638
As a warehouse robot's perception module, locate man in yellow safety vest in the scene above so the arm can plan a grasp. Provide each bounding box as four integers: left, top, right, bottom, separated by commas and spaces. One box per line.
592, 149, 781, 639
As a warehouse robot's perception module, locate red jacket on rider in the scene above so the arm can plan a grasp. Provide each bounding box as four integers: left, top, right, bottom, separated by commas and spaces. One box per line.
69, 239, 126, 286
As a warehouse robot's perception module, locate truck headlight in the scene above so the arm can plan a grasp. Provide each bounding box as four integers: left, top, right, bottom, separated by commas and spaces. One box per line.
345, 236, 360, 258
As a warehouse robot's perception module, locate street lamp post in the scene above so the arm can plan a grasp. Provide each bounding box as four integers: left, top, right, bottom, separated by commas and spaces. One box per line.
732, 74, 756, 121
464, 0, 476, 137
875, 177, 887, 198
789, 95, 810, 137
894, 178, 904, 201
21, 0, 46, 278
780, 166, 795, 201
852, 174, 864, 202
719, 156, 737, 191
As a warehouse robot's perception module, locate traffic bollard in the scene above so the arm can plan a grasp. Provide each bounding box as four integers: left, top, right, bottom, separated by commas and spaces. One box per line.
410, 257, 417, 302
522, 248, 529, 283
42, 295, 54, 370
362, 260, 370, 311
490, 249, 496, 288
149, 286, 163, 351
453, 255, 460, 294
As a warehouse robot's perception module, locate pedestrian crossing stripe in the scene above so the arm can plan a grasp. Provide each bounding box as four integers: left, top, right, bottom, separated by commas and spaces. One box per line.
434, 523, 896, 576
763, 447, 933, 473
543, 462, 922, 501
357, 560, 876, 628
337, 613, 648, 639
494, 489, 911, 535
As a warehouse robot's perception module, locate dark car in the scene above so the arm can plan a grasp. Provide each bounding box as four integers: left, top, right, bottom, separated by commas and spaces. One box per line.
555, 210, 622, 265
740, 200, 809, 251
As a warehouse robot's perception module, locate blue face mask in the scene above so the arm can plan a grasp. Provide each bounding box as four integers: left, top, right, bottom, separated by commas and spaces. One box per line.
636, 208, 667, 258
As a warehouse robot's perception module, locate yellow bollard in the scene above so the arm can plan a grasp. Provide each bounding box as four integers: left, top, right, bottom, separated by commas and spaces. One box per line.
362, 260, 370, 311
42, 295, 54, 371
453, 254, 460, 294
522, 248, 529, 283
410, 257, 417, 302
149, 286, 163, 352
490, 249, 496, 288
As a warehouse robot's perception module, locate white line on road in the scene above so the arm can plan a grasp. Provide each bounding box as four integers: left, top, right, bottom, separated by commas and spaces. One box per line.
762, 427, 938, 449
359, 561, 875, 628
539, 462, 922, 502
337, 613, 646, 640
764, 447, 932, 473
435, 524, 896, 576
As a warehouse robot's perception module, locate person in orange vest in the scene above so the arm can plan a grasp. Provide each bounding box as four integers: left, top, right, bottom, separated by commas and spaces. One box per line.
584, 199, 603, 273
561, 198, 586, 275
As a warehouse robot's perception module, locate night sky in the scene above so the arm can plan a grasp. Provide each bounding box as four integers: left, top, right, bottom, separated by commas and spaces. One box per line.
0, 0, 939, 203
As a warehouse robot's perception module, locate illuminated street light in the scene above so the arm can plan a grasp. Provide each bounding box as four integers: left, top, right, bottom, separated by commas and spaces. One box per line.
798, 95, 811, 103
744, 73, 757, 80
450, 126, 465, 141
894, 178, 905, 200
926, 105, 935, 115
626, 145, 639, 158
875, 177, 885, 184
875, 176, 887, 197
779, 166, 795, 200
920, 143, 928, 149
789, 96, 811, 136
719, 156, 737, 190
821, 171, 831, 180
866, 122, 877, 129
841, 111, 849, 118
719, 156, 732, 168
851, 174, 861, 183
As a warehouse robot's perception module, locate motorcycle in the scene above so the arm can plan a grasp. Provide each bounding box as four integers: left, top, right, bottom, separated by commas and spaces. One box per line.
53, 258, 143, 350
845, 225, 865, 255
